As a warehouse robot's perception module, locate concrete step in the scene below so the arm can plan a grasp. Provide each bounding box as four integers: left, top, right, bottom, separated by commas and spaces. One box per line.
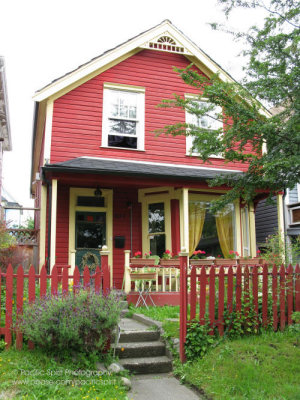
119, 356, 172, 374
119, 329, 160, 343
113, 341, 165, 358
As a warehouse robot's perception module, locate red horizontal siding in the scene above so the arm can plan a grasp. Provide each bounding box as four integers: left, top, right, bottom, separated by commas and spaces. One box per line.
50, 49, 249, 171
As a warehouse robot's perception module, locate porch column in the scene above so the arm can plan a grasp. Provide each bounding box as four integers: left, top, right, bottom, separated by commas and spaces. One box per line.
249, 202, 257, 257
50, 179, 57, 271
277, 193, 285, 258
182, 188, 189, 254
39, 184, 47, 271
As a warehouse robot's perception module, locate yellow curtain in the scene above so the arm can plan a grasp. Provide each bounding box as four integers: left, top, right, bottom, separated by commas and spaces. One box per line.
215, 209, 234, 258
189, 202, 206, 257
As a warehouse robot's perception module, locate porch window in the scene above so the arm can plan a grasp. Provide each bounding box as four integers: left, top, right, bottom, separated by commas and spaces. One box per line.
148, 202, 166, 257
189, 201, 235, 258
102, 84, 145, 150
186, 99, 223, 157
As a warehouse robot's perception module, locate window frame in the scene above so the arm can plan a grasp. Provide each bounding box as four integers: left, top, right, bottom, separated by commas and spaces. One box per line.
185, 95, 224, 158
102, 83, 145, 151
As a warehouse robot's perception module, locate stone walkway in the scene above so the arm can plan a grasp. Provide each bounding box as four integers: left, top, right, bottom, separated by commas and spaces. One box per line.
129, 373, 201, 400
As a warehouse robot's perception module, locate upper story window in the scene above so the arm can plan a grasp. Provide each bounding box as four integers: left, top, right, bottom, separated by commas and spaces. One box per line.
185, 98, 223, 157
102, 83, 145, 150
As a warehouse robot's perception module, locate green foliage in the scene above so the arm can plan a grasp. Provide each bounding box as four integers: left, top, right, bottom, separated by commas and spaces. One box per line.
185, 321, 216, 360
261, 230, 300, 265
0, 217, 16, 249
158, 0, 300, 212
0, 339, 6, 352
20, 288, 122, 355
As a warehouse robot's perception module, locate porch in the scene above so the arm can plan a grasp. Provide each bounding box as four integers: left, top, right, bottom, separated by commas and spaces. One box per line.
38, 157, 278, 288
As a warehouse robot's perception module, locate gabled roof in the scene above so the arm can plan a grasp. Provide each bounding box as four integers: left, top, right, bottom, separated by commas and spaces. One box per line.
33, 20, 238, 102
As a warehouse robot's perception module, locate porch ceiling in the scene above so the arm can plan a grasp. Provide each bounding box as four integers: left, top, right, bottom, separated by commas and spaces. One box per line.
42, 157, 243, 182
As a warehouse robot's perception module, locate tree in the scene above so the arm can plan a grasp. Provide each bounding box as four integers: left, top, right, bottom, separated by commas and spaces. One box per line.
159, 0, 300, 212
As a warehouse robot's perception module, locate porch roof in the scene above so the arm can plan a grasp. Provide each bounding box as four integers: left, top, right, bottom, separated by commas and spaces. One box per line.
42, 157, 243, 181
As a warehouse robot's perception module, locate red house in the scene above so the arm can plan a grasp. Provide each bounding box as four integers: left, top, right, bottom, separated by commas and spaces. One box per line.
31, 20, 279, 288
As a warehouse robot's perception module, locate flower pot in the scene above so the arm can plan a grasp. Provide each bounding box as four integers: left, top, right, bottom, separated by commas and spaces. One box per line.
159, 259, 180, 267
190, 259, 214, 266
214, 258, 238, 266
130, 258, 157, 266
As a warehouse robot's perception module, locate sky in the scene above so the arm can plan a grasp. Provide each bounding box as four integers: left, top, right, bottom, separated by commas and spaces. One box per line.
0, 0, 267, 208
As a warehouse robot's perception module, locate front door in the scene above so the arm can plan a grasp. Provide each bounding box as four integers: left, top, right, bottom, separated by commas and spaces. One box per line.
75, 211, 106, 273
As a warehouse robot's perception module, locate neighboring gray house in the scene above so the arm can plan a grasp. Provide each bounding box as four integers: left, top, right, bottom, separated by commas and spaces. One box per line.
255, 196, 278, 247
0, 56, 12, 205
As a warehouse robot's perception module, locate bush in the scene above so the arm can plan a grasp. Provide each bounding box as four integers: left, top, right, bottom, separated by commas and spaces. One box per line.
20, 287, 122, 354
185, 320, 216, 360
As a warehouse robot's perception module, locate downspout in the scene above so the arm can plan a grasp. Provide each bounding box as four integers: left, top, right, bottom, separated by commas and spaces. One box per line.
282, 188, 287, 263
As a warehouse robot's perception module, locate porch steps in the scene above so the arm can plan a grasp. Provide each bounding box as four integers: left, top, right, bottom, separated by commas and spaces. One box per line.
114, 317, 172, 374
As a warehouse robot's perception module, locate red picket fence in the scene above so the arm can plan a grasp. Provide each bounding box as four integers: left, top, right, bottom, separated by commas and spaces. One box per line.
179, 254, 300, 362
0, 254, 110, 350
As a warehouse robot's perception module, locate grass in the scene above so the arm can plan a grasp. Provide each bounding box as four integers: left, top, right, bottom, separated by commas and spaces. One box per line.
175, 329, 300, 400
0, 347, 130, 400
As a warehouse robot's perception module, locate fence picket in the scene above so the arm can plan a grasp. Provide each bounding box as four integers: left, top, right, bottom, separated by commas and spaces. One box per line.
252, 265, 259, 329
227, 266, 233, 314
51, 266, 58, 295
94, 266, 101, 294
16, 266, 24, 350
73, 266, 80, 293
190, 267, 197, 321
28, 265, 36, 350
272, 265, 278, 331
262, 264, 268, 328
236, 265, 242, 314
83, 266, 90, 289
279, 264, 286, 331
244, 266, 250, 318
199, 266, 206, 325
209, 267, 215, 334
5, 264, 13, 348
40, 265, 47, 298
218, 266, 225, 336
287, 264, 293, 326
62, 266, 69, 295
296, 264, 300, 312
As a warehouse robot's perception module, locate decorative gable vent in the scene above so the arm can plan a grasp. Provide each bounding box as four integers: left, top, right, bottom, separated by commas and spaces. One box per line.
141, 33, 191, 55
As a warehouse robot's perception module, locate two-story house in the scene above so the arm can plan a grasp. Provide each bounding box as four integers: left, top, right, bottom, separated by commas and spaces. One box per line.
30, 20, 279, 288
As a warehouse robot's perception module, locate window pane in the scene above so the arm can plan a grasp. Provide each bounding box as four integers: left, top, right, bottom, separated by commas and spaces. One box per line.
76, 212, 106, 249
150, 234, 165, 258
148, 203, 165, 233
109, 119, 136, 135
109, 91, 137, 119
108, 135, 137, 149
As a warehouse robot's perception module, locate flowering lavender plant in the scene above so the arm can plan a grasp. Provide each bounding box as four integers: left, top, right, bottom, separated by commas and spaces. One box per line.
19, 286, 122, 354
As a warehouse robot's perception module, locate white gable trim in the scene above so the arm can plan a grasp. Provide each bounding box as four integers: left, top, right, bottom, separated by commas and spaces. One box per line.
33, 20, 237, 103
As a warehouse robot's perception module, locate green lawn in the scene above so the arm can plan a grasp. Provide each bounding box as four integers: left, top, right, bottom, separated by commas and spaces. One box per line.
175, 330, 300, 400
0, 348, 130, 400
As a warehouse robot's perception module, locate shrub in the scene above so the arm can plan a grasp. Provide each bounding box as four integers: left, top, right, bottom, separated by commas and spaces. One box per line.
20, 287, 122, 354
185, 320, 216, 360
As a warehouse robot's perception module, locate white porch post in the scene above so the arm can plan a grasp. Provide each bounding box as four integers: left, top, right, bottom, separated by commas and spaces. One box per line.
277, 193, 285, 260
249, 202, 257, 257
124, 250, 131, 294
50, 179, 57, 271
39, 184, 47, 271
182, 188, 189, 254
